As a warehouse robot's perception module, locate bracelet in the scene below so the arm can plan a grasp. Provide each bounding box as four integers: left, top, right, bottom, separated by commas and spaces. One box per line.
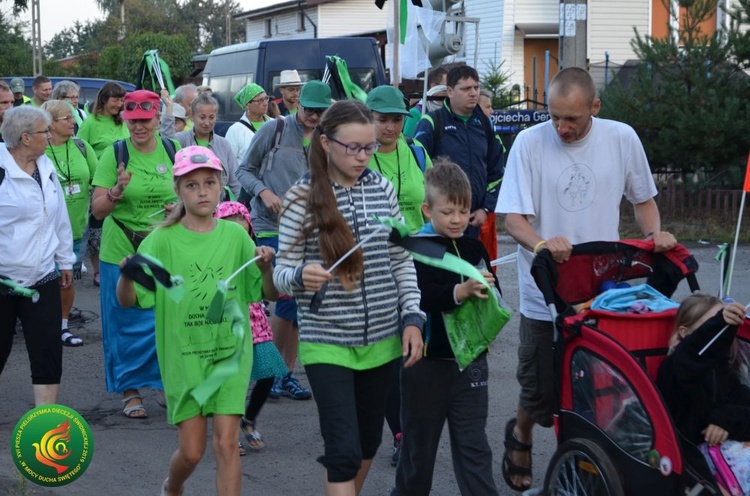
533, 240, 547, 255
106, 187, 123, 203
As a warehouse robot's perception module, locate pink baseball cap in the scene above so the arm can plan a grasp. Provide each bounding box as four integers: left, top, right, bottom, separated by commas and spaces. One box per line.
215, 201, 254, 237
173, 146, 223, 177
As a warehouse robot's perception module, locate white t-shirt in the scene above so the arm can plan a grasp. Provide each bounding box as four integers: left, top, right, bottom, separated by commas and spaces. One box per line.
496, 117, 657, 320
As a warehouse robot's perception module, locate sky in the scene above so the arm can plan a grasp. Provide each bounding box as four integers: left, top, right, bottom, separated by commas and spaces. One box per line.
24, 0, 284, 43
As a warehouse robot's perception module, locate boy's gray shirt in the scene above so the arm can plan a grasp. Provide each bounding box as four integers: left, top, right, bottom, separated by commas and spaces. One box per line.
237, 114, 308, 234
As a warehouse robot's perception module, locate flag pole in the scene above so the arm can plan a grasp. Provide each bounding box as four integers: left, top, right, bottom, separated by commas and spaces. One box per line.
392, 0, 401, 86
725, 152, 750, 297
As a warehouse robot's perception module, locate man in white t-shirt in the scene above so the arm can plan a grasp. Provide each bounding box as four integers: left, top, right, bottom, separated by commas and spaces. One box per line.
495, 67, 676, 492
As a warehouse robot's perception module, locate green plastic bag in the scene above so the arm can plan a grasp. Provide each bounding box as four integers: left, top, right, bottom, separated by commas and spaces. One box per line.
442, 288, 511, 370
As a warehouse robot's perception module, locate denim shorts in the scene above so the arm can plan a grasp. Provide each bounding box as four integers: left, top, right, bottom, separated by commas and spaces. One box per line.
256, 235, 297, 323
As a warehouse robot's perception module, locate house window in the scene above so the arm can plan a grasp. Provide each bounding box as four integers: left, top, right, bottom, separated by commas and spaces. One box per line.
297, 11, 306, 32
264, 18, 272, 38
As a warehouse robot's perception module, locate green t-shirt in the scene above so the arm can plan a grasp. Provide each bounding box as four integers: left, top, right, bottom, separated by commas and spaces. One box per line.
45, 139, 98, 240
76, 114, 130, 159
92, 138, 181, 264
136, 220, 260, 425
195, 138, 209, 147
368, 138, 431, 233
299, 335, 401, 370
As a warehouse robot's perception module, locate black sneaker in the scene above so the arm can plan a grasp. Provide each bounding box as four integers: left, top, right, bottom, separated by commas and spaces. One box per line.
280, 373, 312, 400
391, 433, 402, 467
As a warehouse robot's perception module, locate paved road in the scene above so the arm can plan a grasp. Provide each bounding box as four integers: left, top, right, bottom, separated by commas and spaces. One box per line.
1, 242, 748, 495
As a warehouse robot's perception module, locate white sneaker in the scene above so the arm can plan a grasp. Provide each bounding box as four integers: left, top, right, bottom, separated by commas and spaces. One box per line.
81, 262, 88, 274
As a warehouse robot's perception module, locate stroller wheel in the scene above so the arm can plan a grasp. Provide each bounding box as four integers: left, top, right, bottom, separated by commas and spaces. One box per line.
544, 438, 624, 496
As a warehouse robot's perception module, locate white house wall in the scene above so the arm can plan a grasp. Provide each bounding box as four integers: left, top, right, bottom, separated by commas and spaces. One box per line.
462, 1, 504, 80
516, 0, 559, 24
318, 0, 388, 37
244, 7, 319, 41
588, 0, 650, 66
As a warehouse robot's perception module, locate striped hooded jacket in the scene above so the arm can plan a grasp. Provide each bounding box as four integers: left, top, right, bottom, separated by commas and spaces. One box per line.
274, 169, 425, 346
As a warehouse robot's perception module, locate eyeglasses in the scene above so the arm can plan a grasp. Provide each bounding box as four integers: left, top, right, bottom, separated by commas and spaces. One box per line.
62, 95, 79, 101
27, 128, 51, 136
123, 101, 156, 112
251, 96, 270, 104
328, 136, 380, 156
303, 107, 326, 116
55, 115, 74, 122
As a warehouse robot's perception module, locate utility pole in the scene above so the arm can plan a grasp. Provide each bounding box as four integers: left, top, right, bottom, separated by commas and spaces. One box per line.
225, 0, 231, 46
559, 0, 587, 70
31, 0, 42, 76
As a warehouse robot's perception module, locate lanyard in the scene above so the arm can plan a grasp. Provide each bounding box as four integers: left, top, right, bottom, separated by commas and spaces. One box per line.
49, 140, 72, 185
372, 143, 402, 198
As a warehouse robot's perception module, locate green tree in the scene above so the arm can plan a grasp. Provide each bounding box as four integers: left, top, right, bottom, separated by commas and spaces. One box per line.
97, 32, 192, 85
599, 0, 750, 188
480, 59, 513, 108
0, 11, 32, 75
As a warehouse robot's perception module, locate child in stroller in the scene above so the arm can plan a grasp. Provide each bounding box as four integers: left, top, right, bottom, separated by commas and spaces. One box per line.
658, 294, 750, 496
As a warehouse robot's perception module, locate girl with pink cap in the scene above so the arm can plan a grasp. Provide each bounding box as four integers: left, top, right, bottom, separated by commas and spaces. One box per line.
117, 146, 277, 495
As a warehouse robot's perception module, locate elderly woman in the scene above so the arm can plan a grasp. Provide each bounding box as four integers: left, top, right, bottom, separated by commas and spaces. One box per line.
224, 83, 272, 163
0, 106, 76, 406
51, 80, 87, 126
162, 92, 241, 198
42, 100, 99, 347
91, 89, 180, 419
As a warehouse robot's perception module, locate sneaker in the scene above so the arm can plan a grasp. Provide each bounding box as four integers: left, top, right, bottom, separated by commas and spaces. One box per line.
391, 433, 402, 467
81, 262, 88, 274
268, 377, 282, 400
280, 373, 312, 400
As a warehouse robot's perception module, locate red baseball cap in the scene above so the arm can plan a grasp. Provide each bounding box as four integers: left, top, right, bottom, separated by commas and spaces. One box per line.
122, 90, 160, 120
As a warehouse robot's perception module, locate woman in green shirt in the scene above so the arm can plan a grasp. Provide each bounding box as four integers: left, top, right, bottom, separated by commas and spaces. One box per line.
76, 82, 129, 287
43, 100, 98, 347
366, 85, 431, 233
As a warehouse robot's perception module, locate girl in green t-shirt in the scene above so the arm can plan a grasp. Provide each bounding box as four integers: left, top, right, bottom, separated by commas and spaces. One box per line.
117, 146, 277, 496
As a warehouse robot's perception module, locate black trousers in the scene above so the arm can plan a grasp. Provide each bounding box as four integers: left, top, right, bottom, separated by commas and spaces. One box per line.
0, 278, 62, 384
394, 353, 499, 496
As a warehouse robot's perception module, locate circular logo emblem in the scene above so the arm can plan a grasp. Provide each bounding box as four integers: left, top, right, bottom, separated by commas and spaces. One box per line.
156, 163, 168, 174
10, 404, 94, 487
556, 163, 596, 212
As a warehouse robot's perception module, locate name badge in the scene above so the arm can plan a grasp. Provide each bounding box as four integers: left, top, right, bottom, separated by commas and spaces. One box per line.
66, 183, 82, 196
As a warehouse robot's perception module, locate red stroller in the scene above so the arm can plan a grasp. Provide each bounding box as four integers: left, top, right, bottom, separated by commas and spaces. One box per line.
531, 239, 750, 495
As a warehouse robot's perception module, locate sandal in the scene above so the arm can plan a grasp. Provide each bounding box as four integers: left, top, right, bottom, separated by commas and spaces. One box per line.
240, 417, 265, 450
161, 478, 183, 496
238, 441, 247, 456
61, 329, 83, 347
502, 418, 532, 492
93, 272, 100, 287
121, 394, 148, 419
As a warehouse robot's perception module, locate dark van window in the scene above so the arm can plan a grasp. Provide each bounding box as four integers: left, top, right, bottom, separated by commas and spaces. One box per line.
210, 74, 255, 121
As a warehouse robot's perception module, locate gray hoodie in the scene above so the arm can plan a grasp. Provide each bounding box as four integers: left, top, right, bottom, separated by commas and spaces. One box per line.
236, 114, 308, 234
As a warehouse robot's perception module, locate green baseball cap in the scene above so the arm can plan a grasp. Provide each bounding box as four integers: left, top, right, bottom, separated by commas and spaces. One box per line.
299, 81, 332, 109
366, 86, 409, 115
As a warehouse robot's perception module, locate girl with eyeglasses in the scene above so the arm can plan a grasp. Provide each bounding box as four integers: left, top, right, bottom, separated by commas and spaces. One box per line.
274, 99, 424, 494
42, 100, 99, 348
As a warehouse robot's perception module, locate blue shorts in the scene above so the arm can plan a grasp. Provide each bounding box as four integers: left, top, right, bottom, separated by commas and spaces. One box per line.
256, 235, 298, 323
56, 238, 84, 279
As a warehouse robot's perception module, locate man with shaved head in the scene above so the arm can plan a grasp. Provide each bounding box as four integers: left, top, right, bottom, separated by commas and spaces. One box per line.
495, 67, 677, 492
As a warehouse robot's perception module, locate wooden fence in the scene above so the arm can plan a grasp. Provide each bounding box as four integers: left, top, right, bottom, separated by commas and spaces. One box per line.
653, 180, 750, 220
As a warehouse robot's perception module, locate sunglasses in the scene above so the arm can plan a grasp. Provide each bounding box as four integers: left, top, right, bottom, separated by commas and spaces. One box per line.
303, 107, 326, 116
123, 101, 156, 112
